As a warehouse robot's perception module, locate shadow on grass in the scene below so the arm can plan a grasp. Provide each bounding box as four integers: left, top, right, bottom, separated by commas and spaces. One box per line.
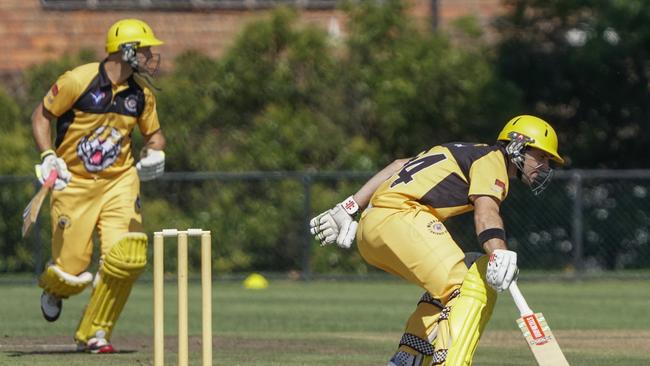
3, 349, 137, 357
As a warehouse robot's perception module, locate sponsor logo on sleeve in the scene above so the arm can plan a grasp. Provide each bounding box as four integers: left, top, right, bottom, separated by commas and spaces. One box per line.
492, 179, 506, 195
46, 84, 59, 104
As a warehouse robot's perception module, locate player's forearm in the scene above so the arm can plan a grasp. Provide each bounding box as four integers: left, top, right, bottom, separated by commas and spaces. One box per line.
143, 129, 166, 151
473, 196, 508, 254
31, 103, 53, 153
352, 158, 410, 209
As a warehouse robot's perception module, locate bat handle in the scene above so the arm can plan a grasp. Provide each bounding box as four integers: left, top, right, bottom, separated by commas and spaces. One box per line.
44, 170, 58, 187
509, 281, 534, 316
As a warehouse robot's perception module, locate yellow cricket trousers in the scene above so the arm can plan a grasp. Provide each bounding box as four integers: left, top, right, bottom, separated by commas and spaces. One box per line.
357, 206, 468, 304
50, 167, 142, 275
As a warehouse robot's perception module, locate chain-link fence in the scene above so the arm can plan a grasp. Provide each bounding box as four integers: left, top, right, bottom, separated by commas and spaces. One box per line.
1, 170, 649, 279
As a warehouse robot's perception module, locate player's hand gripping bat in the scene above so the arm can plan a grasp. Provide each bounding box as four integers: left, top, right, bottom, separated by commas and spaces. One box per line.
21, 170, 57, 238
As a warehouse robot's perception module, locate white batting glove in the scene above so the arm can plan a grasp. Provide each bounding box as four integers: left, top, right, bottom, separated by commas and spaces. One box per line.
309, 196, 360, 249
136, 148, 165, 181
486, 249, 519, 292
36, 151, 71, 191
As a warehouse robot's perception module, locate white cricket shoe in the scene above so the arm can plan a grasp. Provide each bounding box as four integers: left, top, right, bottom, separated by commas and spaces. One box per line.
40, 291, 62, 322
83, 330, 116, 354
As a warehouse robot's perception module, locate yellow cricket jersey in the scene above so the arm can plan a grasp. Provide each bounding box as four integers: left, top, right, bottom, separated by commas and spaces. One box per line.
370, 143, 510, 220
42, 61, 160, 179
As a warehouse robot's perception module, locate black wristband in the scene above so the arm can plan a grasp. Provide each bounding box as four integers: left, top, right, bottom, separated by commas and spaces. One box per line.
477, 228, 506, 246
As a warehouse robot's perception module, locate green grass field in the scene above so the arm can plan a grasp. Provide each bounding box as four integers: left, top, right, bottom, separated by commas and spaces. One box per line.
0, 277, 648, 365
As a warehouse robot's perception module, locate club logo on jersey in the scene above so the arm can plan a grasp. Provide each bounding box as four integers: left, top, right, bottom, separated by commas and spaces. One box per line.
76, 126, 123, 172
90, 91, 106, 105
57, 215, 71, 229
51, 84, 59, 96
124, 95, 138, 113
427, 220, 447, 235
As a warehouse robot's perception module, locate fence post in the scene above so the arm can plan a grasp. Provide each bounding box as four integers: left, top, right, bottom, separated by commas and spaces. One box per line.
571, 171, 584, 276
301, 173, 313, 281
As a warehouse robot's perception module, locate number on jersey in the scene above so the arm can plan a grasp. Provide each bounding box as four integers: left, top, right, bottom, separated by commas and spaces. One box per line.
390, 153, 446, 187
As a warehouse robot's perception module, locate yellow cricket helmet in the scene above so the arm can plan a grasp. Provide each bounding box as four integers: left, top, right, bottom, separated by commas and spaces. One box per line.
105, 19, 163, 54
497, 115, 564, 165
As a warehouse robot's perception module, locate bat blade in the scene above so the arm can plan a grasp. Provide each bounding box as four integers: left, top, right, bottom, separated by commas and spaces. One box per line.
21, 171, 57, 238
516, 312, 570, 366
509, 281, 570, 366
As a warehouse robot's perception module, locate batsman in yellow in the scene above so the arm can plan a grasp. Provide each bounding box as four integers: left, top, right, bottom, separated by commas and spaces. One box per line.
310, 115, 564, 365
30, 18, 166, 353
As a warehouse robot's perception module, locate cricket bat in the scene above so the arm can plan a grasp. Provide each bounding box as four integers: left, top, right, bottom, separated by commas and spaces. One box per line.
21, 170, 57, 238
509, 281, 570, 366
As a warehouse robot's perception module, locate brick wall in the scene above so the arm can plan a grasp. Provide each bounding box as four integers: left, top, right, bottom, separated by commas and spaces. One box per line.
0, 0, 502, 75
438, 0, 504, 27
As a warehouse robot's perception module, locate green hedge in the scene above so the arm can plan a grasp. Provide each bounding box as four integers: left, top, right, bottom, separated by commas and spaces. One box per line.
1, 2, 521, 273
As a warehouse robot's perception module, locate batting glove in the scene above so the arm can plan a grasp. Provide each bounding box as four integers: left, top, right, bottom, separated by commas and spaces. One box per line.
136, 148, 165, 181
486, 249, 519, 292
36, 150, 71, 191
309, 196, 360, 249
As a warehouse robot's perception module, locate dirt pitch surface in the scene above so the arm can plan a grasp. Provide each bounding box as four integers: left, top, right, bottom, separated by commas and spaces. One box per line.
2, 330, 649, 360
481, 330, 650, 354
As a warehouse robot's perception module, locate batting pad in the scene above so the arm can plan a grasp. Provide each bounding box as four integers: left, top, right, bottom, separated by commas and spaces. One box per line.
75, 232, 147, 343
38, 264, 93, 298
434, 255, 497, 365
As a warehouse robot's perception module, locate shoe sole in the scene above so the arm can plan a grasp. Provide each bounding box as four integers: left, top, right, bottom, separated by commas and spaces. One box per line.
89, 345, 115, 354
40, 293, 62, 322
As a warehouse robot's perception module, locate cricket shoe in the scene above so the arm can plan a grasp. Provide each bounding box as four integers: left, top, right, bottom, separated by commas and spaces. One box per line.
387, 351, 427, 366
40, 291, 62, 322
79, 330, 116, 354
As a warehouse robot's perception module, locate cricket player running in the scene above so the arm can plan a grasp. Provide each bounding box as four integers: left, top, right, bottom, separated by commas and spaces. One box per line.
31, 19, 166, 353
310, 115, 564, 365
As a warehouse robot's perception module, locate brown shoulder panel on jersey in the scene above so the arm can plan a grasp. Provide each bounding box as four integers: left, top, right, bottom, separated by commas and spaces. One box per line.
73, 74, 111, 113
54, 110, 75, 149
72, 62, 145, 117
442, 143, 502, 181
421, 172, 470, 208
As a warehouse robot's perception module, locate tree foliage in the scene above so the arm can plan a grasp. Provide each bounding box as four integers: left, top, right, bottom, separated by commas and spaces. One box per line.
339, 0, 522, 161
0, 2, 525, 273
0, 87, 31, 175
495, 0, 650, 168
494, 0, 650, 270
146, 3, 520, 273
